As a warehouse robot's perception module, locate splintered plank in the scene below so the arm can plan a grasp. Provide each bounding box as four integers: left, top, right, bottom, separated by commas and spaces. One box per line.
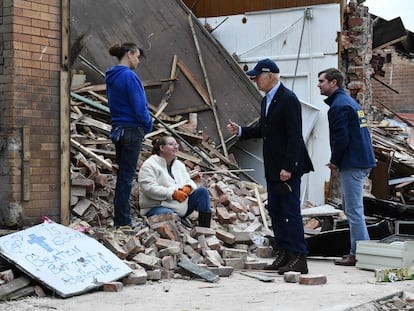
70, 138, 113, 171
145, 120, 188, 138
177, 60, 212, 109
70, 112, 112, 134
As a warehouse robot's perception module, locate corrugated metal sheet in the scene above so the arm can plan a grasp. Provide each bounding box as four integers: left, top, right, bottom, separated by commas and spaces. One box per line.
182, 0, 340, 17
70, 0, 262, 146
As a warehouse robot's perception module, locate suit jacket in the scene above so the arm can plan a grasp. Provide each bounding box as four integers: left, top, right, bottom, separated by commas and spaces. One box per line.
241, 83, 313, 182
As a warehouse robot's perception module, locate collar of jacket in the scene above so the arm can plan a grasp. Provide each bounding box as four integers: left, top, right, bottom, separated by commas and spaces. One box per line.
324, 88, 346, 106
152, 154, 176, 167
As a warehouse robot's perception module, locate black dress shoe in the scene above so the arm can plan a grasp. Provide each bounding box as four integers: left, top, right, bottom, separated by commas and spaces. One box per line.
278, 254, 308, 275
264, 249, 291, 270
334, 255, 356, 266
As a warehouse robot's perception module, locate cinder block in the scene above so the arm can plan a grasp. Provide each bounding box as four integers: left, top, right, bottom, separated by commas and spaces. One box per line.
146, 269, 162, 280
223, 258, 244, 269
284, 271, 300, 283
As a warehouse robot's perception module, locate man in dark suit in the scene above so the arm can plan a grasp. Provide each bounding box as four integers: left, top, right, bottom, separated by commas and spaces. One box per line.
227, 59, 313, 274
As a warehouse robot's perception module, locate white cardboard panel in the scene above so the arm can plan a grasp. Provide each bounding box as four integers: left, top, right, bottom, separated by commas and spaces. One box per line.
0, 222, 131, 297
356, 240, 414, 270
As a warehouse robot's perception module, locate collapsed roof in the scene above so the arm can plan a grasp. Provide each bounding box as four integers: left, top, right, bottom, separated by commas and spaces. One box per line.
70, 0, 262, 149
371, 14, 414, 57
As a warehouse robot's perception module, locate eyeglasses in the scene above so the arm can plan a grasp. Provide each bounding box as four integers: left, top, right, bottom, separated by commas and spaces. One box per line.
166, 142, 179, 147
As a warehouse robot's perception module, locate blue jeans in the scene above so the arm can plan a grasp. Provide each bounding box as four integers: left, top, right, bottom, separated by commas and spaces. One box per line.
113, 126, 144, 227
340, 168, 371, 255
145, 187, 211, 217
267, 178, 307, 255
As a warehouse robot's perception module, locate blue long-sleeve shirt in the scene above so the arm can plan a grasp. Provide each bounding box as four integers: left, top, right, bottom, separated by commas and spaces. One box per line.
325, 88, 376, 170
105, 65, 152, 134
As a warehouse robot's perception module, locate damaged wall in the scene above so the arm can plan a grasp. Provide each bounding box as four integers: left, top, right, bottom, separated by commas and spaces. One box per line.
341, 0, 373, 113
372, 46, 414, 113
324, 0, 375, 201
0, 1, 62, 227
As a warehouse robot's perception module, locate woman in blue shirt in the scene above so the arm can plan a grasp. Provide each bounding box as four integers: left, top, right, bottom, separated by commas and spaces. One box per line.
106, 42, 152, 229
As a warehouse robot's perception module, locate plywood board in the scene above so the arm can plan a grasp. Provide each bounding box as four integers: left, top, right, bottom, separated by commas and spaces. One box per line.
0, 222, 131, 297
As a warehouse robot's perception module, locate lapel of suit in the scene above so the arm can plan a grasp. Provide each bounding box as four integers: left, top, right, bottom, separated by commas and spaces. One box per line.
260, 96, 267, 120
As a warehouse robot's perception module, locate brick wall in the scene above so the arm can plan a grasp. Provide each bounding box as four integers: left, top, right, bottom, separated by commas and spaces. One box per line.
372, 47, 414, 113
0, 0, 61, 227
342, 1, 373, 112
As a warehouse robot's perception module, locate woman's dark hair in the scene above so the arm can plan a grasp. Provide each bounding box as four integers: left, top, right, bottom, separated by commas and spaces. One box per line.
108, 42, 145, 61
318, 68, 344, 88
151, 136, 171, 155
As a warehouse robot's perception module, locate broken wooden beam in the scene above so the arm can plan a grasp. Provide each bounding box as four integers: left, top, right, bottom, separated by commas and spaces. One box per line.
70, 138, 113, 171
188, 14, 228, 158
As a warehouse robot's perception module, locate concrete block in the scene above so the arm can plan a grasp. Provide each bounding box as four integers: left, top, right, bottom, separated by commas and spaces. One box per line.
284, 271, 301, 283
223, 258, 244, 269
146, 269, 162, 280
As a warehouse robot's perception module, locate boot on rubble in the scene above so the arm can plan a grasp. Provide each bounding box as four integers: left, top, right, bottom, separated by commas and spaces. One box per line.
198, 211, 211, 228
278, 254, 308, 275
264, 248, 291, 270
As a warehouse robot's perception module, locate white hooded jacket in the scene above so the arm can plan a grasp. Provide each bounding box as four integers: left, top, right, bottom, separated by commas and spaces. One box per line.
138, 154, 197, 217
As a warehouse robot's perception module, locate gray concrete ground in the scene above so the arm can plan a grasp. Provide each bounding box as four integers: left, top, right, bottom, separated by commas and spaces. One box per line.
2, 256, 414, 311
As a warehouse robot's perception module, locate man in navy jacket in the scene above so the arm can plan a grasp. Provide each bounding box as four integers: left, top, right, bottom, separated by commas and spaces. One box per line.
227, 59, 313, 274
318, 68, 376, 266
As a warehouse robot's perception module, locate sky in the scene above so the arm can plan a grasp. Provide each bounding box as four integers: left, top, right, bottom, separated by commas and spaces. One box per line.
364, 0, 414, 31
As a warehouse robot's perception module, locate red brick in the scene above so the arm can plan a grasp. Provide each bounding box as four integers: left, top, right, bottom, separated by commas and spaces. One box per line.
31, 19, 48, 29
13, 15, 31, 26
103, 282, 123, 292
21, 8, 41, 20
31, 3, 49, 12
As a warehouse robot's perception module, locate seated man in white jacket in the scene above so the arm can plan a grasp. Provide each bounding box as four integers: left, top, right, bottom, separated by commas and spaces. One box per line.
138, 135, 211, 227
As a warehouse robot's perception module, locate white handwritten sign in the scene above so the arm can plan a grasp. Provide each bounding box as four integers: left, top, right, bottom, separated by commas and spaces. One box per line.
0, 222, 131, 297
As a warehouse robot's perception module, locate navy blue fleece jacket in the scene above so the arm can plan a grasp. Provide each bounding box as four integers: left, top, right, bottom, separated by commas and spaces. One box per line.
325, 88, 376, 170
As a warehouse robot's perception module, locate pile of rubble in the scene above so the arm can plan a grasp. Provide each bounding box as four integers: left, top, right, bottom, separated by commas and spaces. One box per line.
2, 75, 414, 299
68, 79, 279, 277
370, 114, 414, 204
0, 77, 281, 299
346, 291, 414, 311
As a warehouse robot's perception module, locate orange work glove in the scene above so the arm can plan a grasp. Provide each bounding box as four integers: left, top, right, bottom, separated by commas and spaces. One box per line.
181, 185, 192, 195
173, 190, 188, 202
